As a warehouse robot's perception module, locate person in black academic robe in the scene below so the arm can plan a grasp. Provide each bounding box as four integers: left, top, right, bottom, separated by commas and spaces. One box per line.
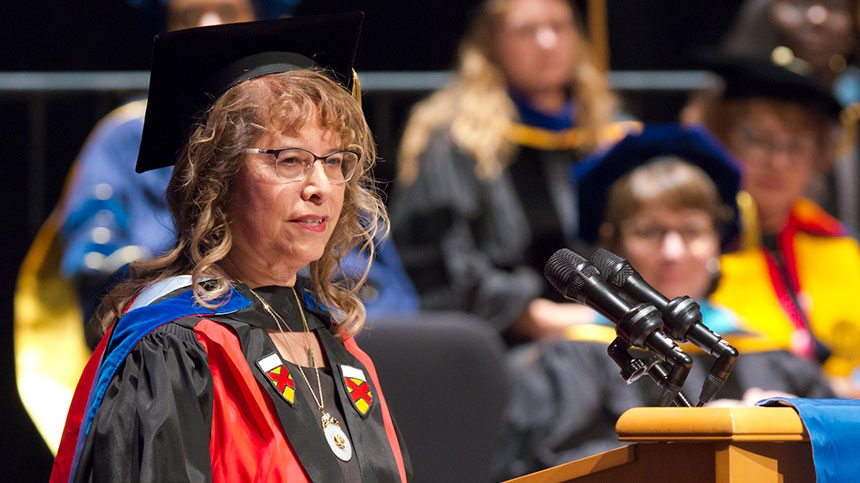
51, 14, 410, 482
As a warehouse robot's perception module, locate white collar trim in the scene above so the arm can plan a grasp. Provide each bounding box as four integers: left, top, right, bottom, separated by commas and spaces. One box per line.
127, 275, 198, 312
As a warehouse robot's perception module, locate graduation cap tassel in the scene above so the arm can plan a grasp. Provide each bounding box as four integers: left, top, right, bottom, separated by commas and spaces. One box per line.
837, 102, 860, 157
736, 190, 761, 252
351, 69, 362, 109
587, 0, 609, 73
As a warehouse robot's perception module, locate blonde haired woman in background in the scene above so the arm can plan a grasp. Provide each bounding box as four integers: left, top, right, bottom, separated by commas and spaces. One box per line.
391, 0, 636, 340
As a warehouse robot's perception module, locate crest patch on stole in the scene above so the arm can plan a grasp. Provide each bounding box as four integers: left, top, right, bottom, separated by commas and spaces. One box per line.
256, 352, 295, 406
341, 364, 373, 417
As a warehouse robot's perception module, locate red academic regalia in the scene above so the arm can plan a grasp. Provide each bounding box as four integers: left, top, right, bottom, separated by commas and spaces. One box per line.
50, 280, 410, 482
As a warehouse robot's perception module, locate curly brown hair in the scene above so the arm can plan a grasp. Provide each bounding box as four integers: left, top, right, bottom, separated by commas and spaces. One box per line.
98, 69, 387, 340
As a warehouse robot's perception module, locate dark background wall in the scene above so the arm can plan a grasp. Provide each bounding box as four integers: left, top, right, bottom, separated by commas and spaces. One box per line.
0, 1, 742, 480
0, 1, 745, 71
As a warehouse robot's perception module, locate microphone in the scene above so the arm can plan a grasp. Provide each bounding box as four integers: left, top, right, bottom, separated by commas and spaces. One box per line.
545, 249, 693, 406
588, 248, 738, 406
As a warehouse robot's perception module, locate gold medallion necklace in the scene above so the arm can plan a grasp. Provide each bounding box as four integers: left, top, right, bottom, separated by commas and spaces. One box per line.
245, 284, 353, 462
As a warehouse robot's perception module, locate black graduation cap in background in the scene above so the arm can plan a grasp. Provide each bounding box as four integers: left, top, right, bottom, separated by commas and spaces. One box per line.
136, 11, 363, 173
700, 53, 843, 122
574, 124, 742, 249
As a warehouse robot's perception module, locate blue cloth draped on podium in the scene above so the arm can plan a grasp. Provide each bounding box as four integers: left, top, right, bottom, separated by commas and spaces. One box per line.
758, 398, 860, 483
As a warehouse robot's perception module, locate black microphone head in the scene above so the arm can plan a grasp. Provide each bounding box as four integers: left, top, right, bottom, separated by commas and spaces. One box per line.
575, 264, 602, 296
589, 248, 632, 288
545, 249, 595, 300
546, 248, 635, 321
545, 249, 580, 297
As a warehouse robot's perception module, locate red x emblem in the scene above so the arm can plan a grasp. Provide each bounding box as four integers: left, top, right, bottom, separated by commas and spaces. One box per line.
267, 366, 295, 394
341, 365, 373, 417
346, 378, 371, 404
256, 353, 295, 406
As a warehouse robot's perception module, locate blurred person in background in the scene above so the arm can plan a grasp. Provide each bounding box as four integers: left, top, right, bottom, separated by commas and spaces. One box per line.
686, 55, 860, 396
722, 0, 860, 228
391, 0, 637, 341
725, 0, 858, 90
579, 126, 835, 403
499, 125, 835, 479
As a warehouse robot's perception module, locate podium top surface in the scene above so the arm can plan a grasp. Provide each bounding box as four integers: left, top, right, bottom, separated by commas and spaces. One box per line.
616, 407, 808, 442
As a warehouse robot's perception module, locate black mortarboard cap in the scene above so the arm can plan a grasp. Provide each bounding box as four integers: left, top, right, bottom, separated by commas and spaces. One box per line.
700, 53, 843, 121
136, 11, 363, 173
574, 124, 742, 248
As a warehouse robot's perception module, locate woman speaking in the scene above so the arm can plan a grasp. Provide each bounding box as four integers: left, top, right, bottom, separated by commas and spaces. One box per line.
50, 13, 409, 482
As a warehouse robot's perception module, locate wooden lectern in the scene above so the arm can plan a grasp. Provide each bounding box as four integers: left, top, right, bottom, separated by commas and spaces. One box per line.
505, 407, 815, 483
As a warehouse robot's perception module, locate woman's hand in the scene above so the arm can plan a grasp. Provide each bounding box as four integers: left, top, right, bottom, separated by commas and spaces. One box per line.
511, 298, 598, 339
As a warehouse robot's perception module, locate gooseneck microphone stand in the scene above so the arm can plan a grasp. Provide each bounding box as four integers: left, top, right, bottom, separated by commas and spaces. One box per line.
544, 249, 693, 407
589, 249, 739, 406
607, 306, 693, 408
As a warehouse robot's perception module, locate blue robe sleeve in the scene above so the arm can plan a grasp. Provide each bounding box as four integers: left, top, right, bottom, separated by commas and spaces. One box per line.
59, 100, 174, 281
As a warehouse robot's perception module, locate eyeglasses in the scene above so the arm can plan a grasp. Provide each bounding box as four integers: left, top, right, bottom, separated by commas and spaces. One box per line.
620, 221, 717, 257
245, 147, 360, 184
732, 126, 818, 167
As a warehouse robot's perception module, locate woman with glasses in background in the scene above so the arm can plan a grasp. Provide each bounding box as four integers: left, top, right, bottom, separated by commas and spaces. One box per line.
500, 125, 835, 479
687, 55, 860, 396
